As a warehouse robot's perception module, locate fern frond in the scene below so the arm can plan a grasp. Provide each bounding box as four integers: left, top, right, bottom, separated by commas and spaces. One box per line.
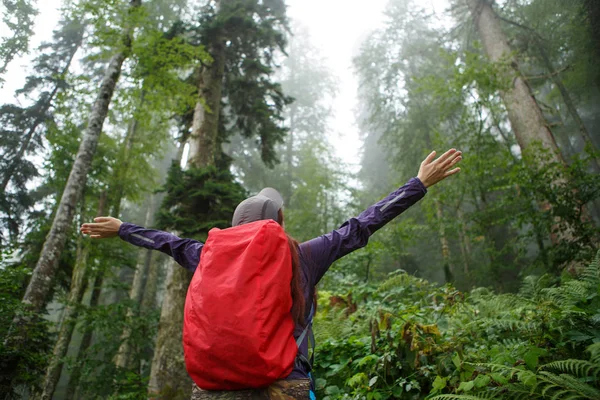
519, 275, 553, 300
473, 318, 537, 333
429, 394, 496, 400
502, 338, 528, 348
587, 342, 600, 365
537, 371, 600, 399
580, 250, 600, 286
542, 359, 600, 377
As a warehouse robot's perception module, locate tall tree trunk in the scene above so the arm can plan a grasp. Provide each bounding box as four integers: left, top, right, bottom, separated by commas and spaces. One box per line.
435, 200, 453, 283
36, 194, 107, 400
468, 0, 581, 250
536, 43, 597, 154
468, 0, 563, 162
14, 0, 140, 314
64, 270, 103, 400
456, 208, 471, 277
114, 195, 156, 370
148, 20, 226, 399
65, 87, 146, 398
141, 251, 161, 313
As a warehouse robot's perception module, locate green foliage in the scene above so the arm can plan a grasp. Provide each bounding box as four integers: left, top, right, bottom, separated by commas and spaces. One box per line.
156, 163, 247, 239
0, 263, 51, 396
66, 298, 160, 399
0, 0, 37, 81
313, 250, 600, 399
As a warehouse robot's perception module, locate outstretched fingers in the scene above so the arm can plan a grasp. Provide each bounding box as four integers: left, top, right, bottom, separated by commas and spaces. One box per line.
444, 167, 461, 177
436, 148, 457, 165
422, 150, 437, 165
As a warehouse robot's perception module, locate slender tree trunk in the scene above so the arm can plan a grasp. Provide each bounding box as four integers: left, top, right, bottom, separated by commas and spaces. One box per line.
456, 208, 471, 277
468, 0, 563, 162
66, 86, 146, 398
115, 195, 156, 370
536, 43, 597, 156
141, 251, 160, 313
65, 270, 103, 400
286, 109, 295, 206
469, 0, 582, 251
149, 18, 226, 398
35, 194, 107, 400
14, 0, 140, 316
435, 200, 453, 283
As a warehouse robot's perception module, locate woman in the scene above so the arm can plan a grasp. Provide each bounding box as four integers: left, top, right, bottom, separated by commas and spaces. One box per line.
81, 148, 462, 399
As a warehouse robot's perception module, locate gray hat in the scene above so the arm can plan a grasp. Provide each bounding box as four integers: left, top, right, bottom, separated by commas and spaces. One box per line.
258, 187, 284, 210
231, 188, 284, 227
232, 195, 279, 226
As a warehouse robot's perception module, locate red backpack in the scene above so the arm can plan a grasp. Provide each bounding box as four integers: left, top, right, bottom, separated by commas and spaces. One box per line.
183, 220, 297, 390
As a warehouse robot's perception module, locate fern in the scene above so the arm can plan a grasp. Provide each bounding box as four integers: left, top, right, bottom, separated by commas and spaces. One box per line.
580, 250, 600, 286
535, 371, 600, 399
587, 343, 600, 365
541, 359, 600, 378
429, 395, 497, 400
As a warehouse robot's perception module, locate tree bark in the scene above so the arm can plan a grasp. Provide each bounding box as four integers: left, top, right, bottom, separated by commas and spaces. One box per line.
456, 208, 471, 277
141, 251, 161, 313
19, 0, 141, 314
435, 199, 453, 283
148, 262, 193, 398
468, 0, 563, 162
64, 271, 103, 400
149, 15, 226, 398
35, 194, 107, 400
187, 39, 226, 168
534, 42, 599, 171
115, 195, 156, 370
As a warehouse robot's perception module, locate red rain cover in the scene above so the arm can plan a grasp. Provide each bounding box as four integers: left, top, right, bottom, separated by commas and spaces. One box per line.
183, 220, 297, 390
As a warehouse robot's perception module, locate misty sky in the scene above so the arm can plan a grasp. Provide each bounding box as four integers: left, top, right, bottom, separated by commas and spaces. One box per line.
1, 0, 450, 174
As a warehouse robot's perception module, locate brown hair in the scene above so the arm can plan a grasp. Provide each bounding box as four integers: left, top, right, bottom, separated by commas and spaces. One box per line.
287, 234, 305, 326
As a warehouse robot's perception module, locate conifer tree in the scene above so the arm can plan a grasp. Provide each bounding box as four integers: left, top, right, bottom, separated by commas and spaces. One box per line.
2, 0, 143, 395
0, 0, 37, 83
0, 14, 84, 243
149, 0, 291, 395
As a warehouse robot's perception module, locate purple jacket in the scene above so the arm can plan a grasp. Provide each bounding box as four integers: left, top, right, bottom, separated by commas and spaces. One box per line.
118, 177, 427, 380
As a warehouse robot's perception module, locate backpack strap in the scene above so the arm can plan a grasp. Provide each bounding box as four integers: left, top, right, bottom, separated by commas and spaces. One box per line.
295, 303, 316, 375
296, 303, 315, 348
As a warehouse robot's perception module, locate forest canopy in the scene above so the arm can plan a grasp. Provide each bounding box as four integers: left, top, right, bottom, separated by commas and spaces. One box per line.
0, 0, 599, 399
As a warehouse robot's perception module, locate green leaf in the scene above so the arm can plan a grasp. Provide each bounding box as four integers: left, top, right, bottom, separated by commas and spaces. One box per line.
457, 381, 474, 392
369, 376, 378, 387
490, 373, 508, 385
325, 385, 340, 395
315, 378, 327, 390
432, 376, 447, 391
452, 352, 461, 369
347, 373, 367, 388
517, 371, 537, 387
473, 374, 491, 388
524, 347, 547, 370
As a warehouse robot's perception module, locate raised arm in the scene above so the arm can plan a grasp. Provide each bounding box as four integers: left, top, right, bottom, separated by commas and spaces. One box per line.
80, 217, 203, 273
300, 148, 462, 285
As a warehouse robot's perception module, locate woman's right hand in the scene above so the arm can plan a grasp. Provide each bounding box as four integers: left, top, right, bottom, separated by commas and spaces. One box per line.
417, 149, 462, 188
80, 217, 123, 239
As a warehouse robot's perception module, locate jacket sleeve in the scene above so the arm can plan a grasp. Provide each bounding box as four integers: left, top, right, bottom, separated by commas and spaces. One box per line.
118, 223, 203, 273
299, 177, 427, 286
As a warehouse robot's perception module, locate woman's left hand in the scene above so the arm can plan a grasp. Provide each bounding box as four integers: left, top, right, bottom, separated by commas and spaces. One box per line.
417, 149, 462, 188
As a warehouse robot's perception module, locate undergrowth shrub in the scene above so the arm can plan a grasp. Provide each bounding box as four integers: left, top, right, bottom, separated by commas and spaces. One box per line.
313, 250, 600, 400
